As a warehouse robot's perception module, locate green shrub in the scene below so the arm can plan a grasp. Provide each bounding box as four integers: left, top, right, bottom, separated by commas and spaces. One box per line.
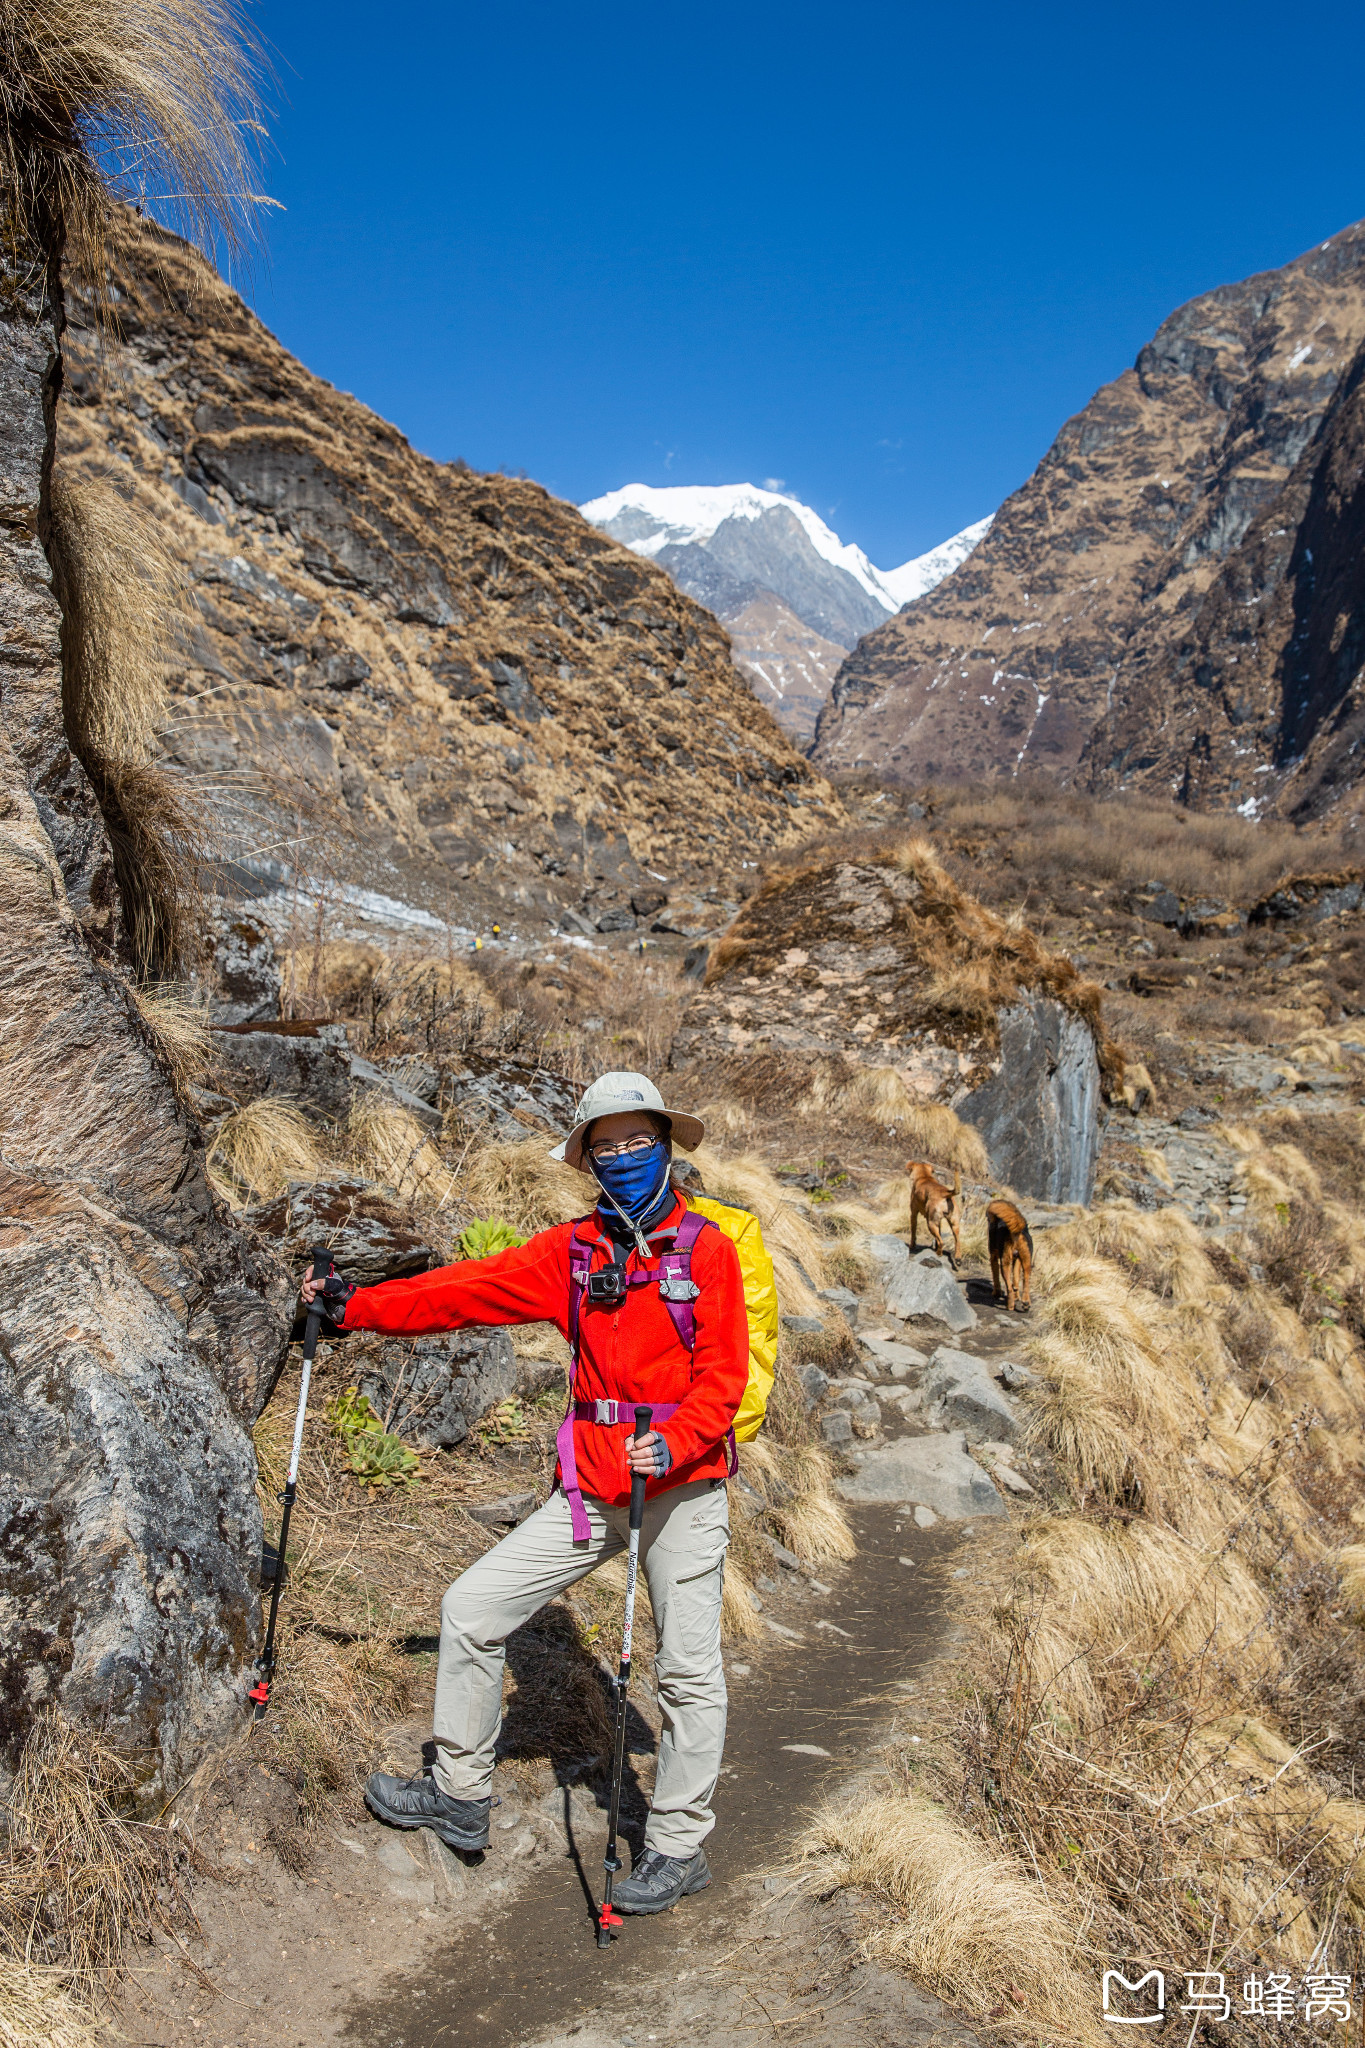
326, 1386, 421, 1490
458, 1216, 525, 1261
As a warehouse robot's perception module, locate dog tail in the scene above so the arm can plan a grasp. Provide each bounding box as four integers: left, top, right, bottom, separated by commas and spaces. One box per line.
953, 1169, 961, 1197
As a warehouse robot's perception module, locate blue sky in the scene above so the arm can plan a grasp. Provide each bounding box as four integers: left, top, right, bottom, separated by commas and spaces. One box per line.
229, 0, 1365, 568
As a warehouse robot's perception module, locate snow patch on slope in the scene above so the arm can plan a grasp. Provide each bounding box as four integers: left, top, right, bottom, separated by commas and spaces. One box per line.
580, 482, 990, 615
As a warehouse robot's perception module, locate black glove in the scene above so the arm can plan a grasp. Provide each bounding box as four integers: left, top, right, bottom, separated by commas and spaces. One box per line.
312, 1264, 356, 1327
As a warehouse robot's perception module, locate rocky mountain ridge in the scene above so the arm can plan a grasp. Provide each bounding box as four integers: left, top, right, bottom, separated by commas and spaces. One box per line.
813, 219, 1365, 818
583, 482, 989, 742
61, 222, 843, 950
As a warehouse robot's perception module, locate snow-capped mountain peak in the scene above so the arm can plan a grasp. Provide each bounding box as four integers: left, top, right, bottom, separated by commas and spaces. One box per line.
581, 481, 990, 622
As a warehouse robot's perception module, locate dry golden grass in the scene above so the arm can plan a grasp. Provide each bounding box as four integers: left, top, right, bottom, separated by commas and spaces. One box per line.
738, 1437, 854, 1565
0, 1965, 97, 2048
680, 1143, 831, 1316
0, 1712, 190, 2001
206, 1097, 325, 1206
797, 1793, 1105, 2047
343, 1092, 455, 1210
48, 468, 205, 975
797, 1066, 992, 1177
128, 980, 210, 1092
457, 1134, 587, 1237
0, 0, 267, 288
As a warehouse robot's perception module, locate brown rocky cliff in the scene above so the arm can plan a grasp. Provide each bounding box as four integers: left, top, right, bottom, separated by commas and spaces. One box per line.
812, 221, 1365, 803
1082, 334, 1365, 820
61, 221, 841, 935
0, 227, 293, 1791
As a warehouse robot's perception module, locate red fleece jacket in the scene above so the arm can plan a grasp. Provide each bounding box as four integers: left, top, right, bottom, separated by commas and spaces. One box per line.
338, 1192, 747, 1508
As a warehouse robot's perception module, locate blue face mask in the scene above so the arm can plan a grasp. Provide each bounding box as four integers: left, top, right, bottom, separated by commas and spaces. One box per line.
592, 1138, 671, 1229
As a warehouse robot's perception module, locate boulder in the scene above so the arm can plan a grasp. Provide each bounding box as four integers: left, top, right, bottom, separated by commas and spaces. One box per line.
797, 1362, 831, 1408
818, 1285, 860, 1326
922, 1346, 1021, 1441
353, 1330, 518, 1448
958, 994, 1100, 1204
836, 1432, 1006, 1520
884, 1251, 977, 1333
244, 1177, 436, 1290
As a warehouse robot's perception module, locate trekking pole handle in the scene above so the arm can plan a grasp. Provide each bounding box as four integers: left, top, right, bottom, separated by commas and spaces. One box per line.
629, 1406, 653, 1533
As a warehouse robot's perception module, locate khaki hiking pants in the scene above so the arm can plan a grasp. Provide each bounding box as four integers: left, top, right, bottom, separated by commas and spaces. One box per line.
433, 1478, 729, 1858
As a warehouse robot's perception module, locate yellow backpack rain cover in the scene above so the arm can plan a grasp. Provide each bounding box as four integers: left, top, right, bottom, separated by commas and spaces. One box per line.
686, 1195, 778, 1441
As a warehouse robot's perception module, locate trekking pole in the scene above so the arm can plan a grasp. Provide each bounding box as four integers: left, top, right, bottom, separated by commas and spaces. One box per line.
249, 1244, 333, 1721
597, 1404, 652, 1948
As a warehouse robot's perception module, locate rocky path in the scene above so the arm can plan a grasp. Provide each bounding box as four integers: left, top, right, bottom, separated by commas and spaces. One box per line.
336, 1506, 975, 2048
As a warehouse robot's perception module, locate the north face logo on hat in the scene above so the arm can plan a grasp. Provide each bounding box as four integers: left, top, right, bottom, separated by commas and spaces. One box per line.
619, 1090, 644, 1100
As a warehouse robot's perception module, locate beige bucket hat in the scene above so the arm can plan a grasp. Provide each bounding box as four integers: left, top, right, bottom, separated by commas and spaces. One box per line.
550, 1070, 705, 1171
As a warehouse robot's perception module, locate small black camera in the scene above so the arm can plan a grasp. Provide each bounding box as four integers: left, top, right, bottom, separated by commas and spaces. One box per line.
586, 1264, 628, 1307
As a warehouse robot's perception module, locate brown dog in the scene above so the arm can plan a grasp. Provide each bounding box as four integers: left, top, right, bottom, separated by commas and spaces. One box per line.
907, 1161, 962, 1268
987, 1199, 1033, 1312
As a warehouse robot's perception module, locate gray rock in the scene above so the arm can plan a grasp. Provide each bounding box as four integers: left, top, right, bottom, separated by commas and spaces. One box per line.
836, 1432, 1006, 1519
204, 910, 281, 1025
797, 1362, 830, 1408
821, 1410, 854, 1446
355, 1328, 517, 1449
912, 1504, 939, 1529
958, 993, 1101, 1204
466, 1491, 538, 1527
212, 1020, 355, 1120
441, 1052, 579, 1144
244, 1177, 435, 1291
818, 1286, 860, 1326
866, 1233, 911, 1282
0, 240, 293, 1789
860, 1335, 929, 1374
349, 1053, 442, 1128
922, 1346, 1021, 1441
884, 1254, 977, 1333
780, 1313, 824, 1334
999, 1360, 1039, 1390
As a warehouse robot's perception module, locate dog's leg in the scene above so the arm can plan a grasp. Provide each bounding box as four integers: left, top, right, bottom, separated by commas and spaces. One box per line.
1019, 1240, 1032, 1312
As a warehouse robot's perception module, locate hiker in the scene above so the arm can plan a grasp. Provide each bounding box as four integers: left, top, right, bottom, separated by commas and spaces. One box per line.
301, 1072, 748, 1913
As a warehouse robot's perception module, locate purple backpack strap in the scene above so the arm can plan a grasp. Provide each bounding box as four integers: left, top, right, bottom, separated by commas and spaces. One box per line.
657, 1207, 711, 1352
557, 1223, 598, 1543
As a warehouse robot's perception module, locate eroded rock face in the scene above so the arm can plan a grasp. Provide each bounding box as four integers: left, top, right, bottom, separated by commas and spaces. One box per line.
0, 241, 293, 1792
957, 997, 1101, 1203
57, 217, 843, 942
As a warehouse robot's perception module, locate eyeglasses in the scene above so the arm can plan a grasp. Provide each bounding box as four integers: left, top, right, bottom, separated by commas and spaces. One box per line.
587, 1133, 658, 1164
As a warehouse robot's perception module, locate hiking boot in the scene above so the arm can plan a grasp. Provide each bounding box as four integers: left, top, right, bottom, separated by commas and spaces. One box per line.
364, 1766, 491, 1851
612, 1846, 711, 1914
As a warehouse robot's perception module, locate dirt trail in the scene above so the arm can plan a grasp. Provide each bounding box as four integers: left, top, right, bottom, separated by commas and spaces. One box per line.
332, 1504, 974, 2048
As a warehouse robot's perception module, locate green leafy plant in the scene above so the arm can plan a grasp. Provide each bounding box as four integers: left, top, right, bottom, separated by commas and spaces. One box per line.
458, 1216, 526, 1261
477, 1397, 531, 1446
326, 1387, 421, 1490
